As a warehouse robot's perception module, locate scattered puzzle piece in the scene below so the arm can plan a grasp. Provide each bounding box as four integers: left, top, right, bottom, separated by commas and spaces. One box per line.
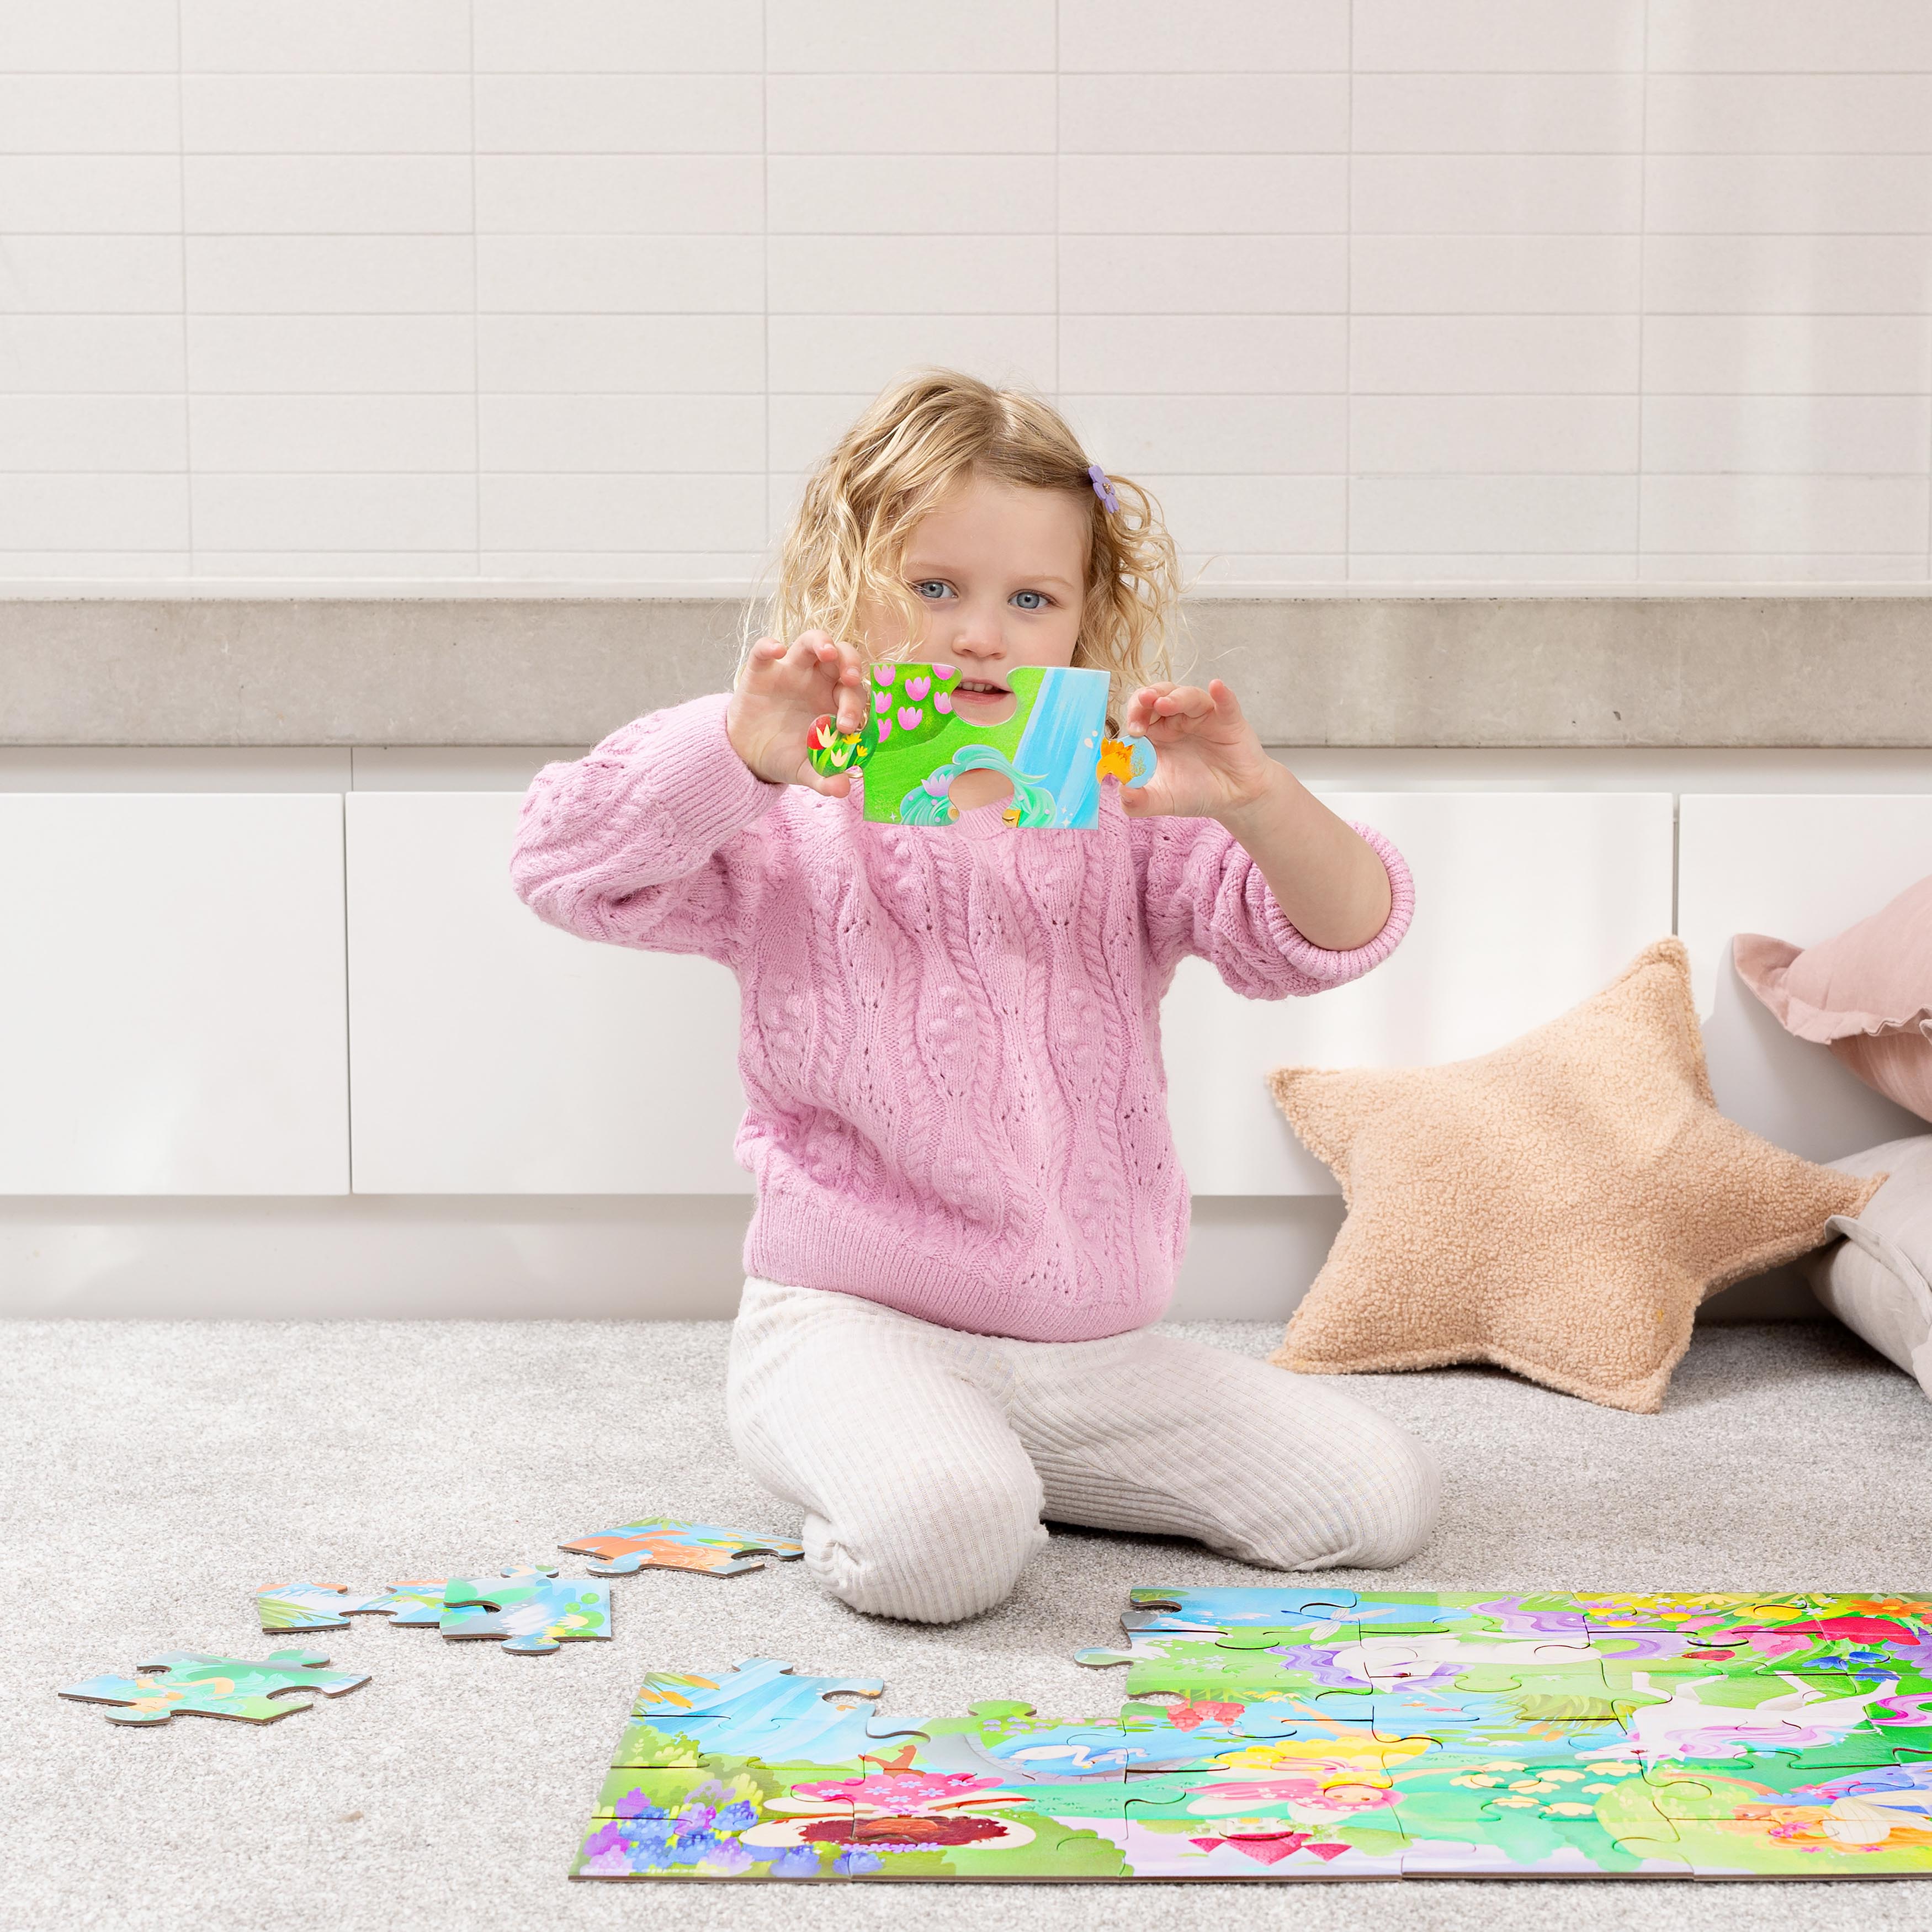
556, 1516, 805, 1579
254, 1578, 452, 1632
361, 1579, 452, 1628
255, 1581, 389, 1632
440, 1565, 611, 1656
60, 1648, 369, 1725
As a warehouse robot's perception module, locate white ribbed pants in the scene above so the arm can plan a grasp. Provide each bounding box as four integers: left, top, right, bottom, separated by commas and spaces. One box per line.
725, 1277, 1442, 1626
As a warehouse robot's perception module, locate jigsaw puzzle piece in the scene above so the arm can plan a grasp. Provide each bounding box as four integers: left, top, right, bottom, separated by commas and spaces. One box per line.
612, 1659, 887, 1769
556, 1516, 805, 1579
1122, 1584, 1360, 1634
949, 1698, 1160, 1783
1075, 1628, 1377, 1705
1359, 1677, 1638, 1757
588, 1711, 1126, 1880
254, 1581, 390, 1632
1349, 1626, 1601, 1692
59, 1648, 369, 1725
1119, 1768, 1409, 1879
758, 1721, 1133, 1875
1613, 1664, 1908, 1769
254, 1577, 452, 1632
439, 1565, 611, 1655
1635, 1754, 1932, 1877
794, 1786, 1133, 1881
1383, 1746, 1691, 1876
1578, 1591, 1820, 1644
1344, 1591, 1593, 1641
575, 1763, 848, 1880
360, 1579, 450, 1628
1111, 1692, 1401, 1776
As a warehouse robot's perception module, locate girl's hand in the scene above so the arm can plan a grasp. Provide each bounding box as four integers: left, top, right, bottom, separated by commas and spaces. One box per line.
726, 630, 869, 795
1118, 678, 1282, 822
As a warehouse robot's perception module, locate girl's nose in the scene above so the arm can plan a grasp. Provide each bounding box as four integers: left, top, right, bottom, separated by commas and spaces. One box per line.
947, 598, 1007, 657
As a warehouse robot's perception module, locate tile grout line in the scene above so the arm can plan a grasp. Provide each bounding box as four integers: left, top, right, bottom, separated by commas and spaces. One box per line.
173, 0, 194, 573
1634, 0, 1651, 577
1344, 0, 1354, 582
468, 0, 482, 576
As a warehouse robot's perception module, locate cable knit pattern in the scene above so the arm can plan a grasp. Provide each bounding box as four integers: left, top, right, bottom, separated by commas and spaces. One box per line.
510, 691, 1414, 1343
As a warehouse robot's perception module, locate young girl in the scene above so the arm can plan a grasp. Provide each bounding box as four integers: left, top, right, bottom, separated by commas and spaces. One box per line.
511, 370, 1439, 1625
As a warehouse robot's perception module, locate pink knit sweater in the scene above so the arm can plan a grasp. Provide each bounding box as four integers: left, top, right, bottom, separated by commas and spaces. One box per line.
511, 692, 1413, 1342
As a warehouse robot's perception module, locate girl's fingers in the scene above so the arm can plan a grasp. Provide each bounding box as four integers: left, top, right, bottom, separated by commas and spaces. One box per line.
793, 759, 851, 798
741, 634, 785, 682
1122, 682, 1172, 734
1206, 676, 1246, 723
1155, 684, 1215, 718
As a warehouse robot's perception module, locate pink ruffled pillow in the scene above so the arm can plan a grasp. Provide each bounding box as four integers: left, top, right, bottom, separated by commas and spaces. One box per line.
1734, 875, 1932, 1123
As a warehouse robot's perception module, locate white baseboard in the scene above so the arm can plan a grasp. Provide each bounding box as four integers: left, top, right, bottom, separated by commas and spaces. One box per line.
0, 1193, 1812, 1324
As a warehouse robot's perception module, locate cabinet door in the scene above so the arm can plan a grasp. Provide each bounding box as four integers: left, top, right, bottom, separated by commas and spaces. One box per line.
0, 794, 348, 1193
1679, 794, 1932, 1161
1161, 792, 1677, 1194
346, 792, 751, 1193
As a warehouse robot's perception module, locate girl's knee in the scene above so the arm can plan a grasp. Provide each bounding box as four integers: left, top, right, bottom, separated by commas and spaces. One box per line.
806, 1466, 1047, 1625
1329, 1422, 1441, 1567
1214, 1411, 1441, 1573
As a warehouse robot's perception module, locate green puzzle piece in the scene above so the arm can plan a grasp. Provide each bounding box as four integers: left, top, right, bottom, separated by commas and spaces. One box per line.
255, 1577, 451, 1632
805, 662, 1151, 829
60, 1648, 369, 1724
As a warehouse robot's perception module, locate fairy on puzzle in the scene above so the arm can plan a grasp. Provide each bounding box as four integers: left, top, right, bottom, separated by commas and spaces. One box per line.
510, 368, 1437, 1623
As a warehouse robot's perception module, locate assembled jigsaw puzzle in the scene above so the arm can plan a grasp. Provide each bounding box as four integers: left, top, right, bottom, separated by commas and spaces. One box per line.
805, 662, 1154, 829
59, 1649, 370, 1726
440, 1565, 612, 1655
570, 1588, 1932, 1881
558, 1517, 806, 1578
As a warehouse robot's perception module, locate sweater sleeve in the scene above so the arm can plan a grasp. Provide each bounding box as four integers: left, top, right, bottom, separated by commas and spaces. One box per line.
1134, 813, 1415, 998
508, 691, 783, 968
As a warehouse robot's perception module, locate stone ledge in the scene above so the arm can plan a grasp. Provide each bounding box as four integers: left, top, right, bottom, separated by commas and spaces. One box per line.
4, 595, 1928, 747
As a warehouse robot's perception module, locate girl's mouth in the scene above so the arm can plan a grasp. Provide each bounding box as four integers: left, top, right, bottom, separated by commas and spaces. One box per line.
950, 678, 1016, 721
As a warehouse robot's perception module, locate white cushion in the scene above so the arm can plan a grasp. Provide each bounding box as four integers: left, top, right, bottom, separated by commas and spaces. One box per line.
1809, 1135, 1932, 1396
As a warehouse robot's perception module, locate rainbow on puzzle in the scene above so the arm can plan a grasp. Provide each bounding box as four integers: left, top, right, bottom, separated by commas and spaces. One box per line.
570, 1587, 1932, 1881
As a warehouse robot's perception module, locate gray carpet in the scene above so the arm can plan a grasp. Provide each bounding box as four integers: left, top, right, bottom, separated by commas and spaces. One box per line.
6, 1316, 1932, 1931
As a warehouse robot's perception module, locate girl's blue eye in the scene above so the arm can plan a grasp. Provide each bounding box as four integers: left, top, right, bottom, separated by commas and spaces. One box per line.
1011, 590, 1047, 611
913, 580, 950, 599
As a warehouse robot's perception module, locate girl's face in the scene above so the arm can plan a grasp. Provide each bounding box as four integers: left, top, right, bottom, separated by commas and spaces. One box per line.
882, 471, 1088, 727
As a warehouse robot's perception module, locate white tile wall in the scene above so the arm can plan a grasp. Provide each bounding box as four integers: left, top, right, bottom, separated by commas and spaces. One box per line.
2, 0, 1929, 588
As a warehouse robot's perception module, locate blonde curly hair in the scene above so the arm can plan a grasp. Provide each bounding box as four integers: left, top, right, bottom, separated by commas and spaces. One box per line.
745, 368, 1186, 715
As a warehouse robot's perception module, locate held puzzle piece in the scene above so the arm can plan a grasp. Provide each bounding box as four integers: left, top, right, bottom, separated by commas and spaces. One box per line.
573, 1589, 1932, 1881
256, 1578, 453, 1632
805, 662, 1153, 829
60, 1648, 369, 1726
440, 1565, 612, 1656
557, 1517, 806, 1579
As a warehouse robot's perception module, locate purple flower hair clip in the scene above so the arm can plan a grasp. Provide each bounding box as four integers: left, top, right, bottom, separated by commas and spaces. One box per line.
1087, 464, 1120, 516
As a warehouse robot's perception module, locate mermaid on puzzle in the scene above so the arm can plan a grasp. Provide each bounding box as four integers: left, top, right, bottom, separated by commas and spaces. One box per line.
510, 370, 1439, 1625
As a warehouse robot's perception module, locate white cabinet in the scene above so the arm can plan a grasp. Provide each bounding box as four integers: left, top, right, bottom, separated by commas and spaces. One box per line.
1161, 792, 1677, 1194
1679, 795, 1932, 1162
0, 794, 348, 1193
346, 792, 751, 1193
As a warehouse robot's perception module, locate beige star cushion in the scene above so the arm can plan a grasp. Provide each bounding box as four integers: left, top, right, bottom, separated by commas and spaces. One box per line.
1267, 938, 1886, 1413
